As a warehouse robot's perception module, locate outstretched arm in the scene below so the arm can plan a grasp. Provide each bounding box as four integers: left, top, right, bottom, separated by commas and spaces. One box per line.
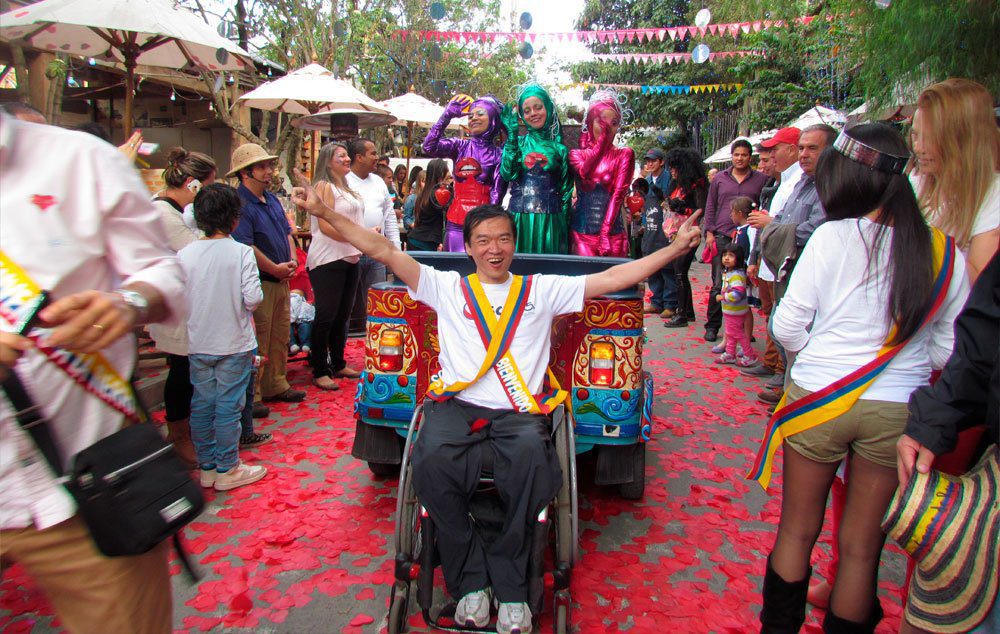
584, 211, 702, 299
290, 170, 421, 290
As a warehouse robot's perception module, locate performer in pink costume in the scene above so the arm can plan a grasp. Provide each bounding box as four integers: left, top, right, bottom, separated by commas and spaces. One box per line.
569, 91, 635, 257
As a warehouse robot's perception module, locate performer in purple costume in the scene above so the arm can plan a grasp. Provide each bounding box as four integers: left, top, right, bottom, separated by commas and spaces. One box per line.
422, 94, 507, 252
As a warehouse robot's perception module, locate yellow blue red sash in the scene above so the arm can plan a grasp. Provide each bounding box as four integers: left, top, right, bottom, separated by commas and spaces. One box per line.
747, 229, 956, 490
426, 273, 566, 414
0, 249, 142, 422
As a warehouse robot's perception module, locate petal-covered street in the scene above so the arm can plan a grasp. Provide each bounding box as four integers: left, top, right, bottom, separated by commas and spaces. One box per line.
0, 263, 909, 633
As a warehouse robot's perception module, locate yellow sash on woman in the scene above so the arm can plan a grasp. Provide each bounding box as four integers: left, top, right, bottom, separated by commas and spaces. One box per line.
0, 249, 142, 422
425, 273, 566, 414
747, 229, 956, 490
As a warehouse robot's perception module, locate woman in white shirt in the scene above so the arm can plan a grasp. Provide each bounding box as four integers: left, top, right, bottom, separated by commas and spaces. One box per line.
148, 147, 216, 466
306, 142, 366, 390
758, 124, 970, 633
910, 78, 1000, 283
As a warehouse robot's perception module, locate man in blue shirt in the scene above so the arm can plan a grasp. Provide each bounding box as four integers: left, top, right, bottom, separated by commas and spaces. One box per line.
229, 144, 306, 415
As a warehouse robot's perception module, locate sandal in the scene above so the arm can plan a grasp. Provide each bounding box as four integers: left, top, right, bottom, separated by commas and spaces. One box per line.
313, 376, 340, 391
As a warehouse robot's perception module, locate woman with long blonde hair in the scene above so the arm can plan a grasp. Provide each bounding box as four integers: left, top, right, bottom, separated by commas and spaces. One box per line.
910, 78, 1000, 282
306, 142, 366, 390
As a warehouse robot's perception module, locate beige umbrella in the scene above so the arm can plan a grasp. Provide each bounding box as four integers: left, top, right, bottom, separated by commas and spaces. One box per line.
239, 63, 391, 116
378, 91, 467, 172
0, 0, 253, 135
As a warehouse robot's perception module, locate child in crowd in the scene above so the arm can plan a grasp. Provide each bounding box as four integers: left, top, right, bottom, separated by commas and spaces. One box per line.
626, 178, 649, 259
714, 243, 759, 367
289, 289, 315, 356
729, 196, 757, 345
178, 183, 268, 491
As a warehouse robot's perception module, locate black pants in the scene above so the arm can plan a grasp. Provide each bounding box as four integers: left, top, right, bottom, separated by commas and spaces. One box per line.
706, 234, 734, 332
164, 353, 192, 422
672, 249, 696, 320
411, 398, 561, 603
307, 260, 360, 379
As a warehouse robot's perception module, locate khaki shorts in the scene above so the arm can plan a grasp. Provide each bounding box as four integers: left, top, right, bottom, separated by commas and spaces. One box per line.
783, 380, 908, 469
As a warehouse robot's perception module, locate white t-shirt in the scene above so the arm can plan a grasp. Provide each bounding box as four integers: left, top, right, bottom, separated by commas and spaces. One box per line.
179, 238, 263, 356
759, 161, 804, 282
773, 219, 970, 402
409, 265, 586, 410
911, 172, 1000, 252
346, 171, 400, 248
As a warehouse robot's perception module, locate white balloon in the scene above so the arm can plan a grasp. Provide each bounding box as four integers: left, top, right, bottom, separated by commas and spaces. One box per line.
695, 8, 712, 28
692, 43, 711, 64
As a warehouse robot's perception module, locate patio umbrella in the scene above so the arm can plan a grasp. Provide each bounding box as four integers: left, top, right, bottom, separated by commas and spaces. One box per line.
377, 91, 467, 171
0, 0, 253, 135
786, 104, 847, 130
703, 129, 777, 164
239, 63, 390, 116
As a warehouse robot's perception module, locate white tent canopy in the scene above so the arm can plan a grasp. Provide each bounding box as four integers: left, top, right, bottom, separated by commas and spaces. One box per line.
704, 105, 847, 164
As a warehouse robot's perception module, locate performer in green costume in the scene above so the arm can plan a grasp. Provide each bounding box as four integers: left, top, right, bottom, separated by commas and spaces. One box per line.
500, 84, 572, 254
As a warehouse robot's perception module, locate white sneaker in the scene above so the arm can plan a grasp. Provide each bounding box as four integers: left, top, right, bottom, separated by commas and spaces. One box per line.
455, 588, 491, 628
214, 461, 267, 491
289, 344, 300, 355
497, 602, 532, 634
199, 468, 216, 488
301, 346, 311, 355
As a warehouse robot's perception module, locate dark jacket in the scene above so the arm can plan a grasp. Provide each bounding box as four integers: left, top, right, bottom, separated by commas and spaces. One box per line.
408, 195, 447, 245
905, 253, 999, 455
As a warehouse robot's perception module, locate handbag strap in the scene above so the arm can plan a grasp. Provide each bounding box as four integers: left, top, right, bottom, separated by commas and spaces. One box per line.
2, 371, 66, 479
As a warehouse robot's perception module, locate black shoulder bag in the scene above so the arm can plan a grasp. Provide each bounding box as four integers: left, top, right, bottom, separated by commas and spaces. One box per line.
2, 371, 203, 580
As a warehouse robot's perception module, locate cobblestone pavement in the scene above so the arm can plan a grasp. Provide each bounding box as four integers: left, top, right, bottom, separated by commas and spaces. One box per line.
0, 262, 907, 633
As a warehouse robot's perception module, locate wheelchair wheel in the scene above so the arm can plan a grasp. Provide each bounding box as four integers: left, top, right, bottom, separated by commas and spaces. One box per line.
387, 581, 409, 634
555, 601, 570, 633
554, 406, 579, 568
617, 443, 646, 500
388, 406, 423, 631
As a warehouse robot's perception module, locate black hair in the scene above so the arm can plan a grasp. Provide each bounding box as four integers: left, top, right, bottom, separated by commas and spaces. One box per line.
720, 243, 746, 270
462, 204, 517, 245
730, 195, 755, 217
163, 146, 216, 188
665, 147, 708, 190
408, 165, 424, 190
75, 121, 110, 143
193, 183, 242, 236
376, 164, 393, 179
346, 137, 373, 162
730, 138, 753, 154
631, 178, 649, 195
415, 159, 450, 227
649, 185, 664, 202
815, 123, 933, 345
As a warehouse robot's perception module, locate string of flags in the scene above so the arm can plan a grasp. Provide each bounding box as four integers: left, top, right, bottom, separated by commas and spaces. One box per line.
561, 82, 745, 95
592, 51, 761, 65
392, 16, 815, 45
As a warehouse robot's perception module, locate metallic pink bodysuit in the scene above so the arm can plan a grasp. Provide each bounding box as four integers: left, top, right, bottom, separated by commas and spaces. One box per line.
569, 101, 635, 257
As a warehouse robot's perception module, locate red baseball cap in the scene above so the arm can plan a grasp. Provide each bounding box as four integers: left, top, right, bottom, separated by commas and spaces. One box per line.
759, 127, 801, 149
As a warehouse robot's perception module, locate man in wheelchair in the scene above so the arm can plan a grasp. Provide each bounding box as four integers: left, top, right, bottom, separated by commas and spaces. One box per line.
292, 174, 701, 633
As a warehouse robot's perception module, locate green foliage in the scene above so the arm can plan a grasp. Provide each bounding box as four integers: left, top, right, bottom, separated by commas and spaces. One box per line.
846, 0, 1000, 109
246, 0, 529, 104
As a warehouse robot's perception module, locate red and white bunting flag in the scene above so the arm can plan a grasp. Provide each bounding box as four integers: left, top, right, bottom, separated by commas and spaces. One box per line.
696, 26, 706, 37
514, 32, 525, 42
527, 33, 536, 42
708, 24, 718, 35
656, 29, 667, 41
752, 21, 763, 32
801, 16, 815, 25
728, 24, 740, 37
597, 31, 609, 43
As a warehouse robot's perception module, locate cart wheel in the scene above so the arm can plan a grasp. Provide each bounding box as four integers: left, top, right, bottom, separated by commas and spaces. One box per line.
617, 443, 645, 500
388, 581, 410, 634
369, 460, 399, 477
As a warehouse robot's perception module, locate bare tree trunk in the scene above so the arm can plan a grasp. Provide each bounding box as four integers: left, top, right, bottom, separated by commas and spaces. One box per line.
45, 55, 68, 125
10, 44, 30, 103
200, 71, 268, 146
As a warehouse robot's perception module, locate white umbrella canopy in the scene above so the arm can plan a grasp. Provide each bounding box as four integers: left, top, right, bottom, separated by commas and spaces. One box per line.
239, 63, 390, 116
704, 129, 778, 164
786, 105, 847, 130
378, 92, 467, 130
0, 0, 253, 135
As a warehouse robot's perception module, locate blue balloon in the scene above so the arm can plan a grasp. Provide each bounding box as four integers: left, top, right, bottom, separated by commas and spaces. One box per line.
519, 42, 533, 59
519, 12, 532, 30
430, 2, 445, 20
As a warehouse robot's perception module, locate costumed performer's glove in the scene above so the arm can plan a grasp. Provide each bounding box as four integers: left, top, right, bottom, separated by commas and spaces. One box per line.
500, 104, 520, 137
444, 94, 473, 119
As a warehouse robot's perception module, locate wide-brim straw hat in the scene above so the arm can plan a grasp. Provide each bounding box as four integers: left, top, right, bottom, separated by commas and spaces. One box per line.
227, 143, 279, 178
882, 446, 999, 633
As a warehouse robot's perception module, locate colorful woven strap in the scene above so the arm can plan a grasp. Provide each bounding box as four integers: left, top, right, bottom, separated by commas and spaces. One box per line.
0, 249, 142, 422
426, 274, 566, 414
747, 229, 956, 490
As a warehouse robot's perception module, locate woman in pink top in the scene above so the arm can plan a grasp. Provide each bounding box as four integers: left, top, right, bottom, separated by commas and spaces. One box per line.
306, 142, 366, 390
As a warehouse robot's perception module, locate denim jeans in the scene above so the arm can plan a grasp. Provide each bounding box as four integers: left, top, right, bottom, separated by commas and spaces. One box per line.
348, 254, 387, 334
189, 351, 253, 470
646, 263, 677, 310
289, 321, 313, 348
240, 349, 258, 439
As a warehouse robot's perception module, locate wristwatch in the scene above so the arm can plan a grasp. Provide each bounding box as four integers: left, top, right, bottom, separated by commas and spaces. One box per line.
114, 289, 150, 323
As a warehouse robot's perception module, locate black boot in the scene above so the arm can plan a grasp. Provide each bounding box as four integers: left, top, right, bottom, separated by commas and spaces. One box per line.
760, 556, 811, 634
822, 600, 883, 634
664, 313, 690, 328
